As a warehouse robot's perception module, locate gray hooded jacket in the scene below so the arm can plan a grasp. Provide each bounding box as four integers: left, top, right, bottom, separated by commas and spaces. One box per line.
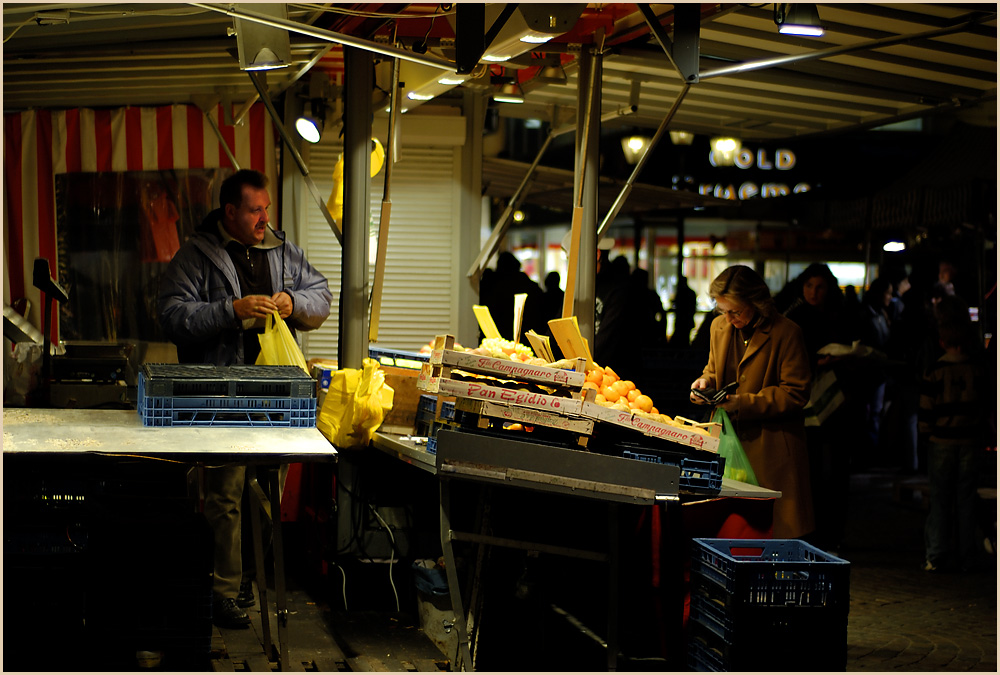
158, 208, 332, 365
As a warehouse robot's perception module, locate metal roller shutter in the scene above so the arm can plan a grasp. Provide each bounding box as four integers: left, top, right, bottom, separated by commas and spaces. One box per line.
300, 142, 461, 362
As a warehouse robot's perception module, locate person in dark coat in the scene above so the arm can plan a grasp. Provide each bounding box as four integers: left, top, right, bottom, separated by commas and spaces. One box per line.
690, 265, 814, 539
158, 169, 332, 628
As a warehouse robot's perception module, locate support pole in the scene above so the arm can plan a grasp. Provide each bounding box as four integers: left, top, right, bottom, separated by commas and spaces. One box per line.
341, 47, 373, 368
368, 57, 400, 343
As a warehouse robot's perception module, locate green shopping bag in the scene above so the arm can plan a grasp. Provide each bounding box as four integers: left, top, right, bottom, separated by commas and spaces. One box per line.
711, 407, 759, 486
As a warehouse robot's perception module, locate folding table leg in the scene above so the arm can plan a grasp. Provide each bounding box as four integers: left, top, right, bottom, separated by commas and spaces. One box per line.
246, 465, 274, 658
268, 466, 290, 672
440, 479, 475, 671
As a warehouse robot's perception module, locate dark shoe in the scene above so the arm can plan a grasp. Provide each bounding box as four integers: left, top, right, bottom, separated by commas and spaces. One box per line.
213, 597, 251, 628
237, 579, 255, 608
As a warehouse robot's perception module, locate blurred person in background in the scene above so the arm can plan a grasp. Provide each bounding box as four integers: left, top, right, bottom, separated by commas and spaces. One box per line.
784, 263, 855, 552
919, 294, 989, 573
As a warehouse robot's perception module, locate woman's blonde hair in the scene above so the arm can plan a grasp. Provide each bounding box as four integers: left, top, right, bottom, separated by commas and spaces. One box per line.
709, 265, 777, 319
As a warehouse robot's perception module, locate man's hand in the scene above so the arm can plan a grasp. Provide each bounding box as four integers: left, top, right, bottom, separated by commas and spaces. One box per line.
234, 294, 278, 320
271, 291, 293, 319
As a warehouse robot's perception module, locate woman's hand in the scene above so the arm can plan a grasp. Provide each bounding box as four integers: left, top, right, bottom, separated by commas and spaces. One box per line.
690, 377, 709, 404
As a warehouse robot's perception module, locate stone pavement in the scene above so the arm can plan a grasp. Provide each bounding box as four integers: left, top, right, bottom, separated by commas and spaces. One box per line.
842, 472, 997, 672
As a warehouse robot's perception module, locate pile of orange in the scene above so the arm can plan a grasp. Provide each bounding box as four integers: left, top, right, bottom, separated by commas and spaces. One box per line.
581, 365, 658, 414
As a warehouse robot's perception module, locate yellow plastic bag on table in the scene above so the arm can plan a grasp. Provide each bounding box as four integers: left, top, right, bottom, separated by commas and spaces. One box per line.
256, 311, 309, 374
317, 358, 394, 449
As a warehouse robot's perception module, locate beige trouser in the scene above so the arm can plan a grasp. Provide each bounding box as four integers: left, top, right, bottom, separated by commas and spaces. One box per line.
203, 464, 288, 599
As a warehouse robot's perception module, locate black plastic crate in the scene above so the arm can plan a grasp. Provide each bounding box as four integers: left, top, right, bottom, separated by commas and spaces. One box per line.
691, 538, 850, 610
141, 363, 315, 399
621, 450, 724, 494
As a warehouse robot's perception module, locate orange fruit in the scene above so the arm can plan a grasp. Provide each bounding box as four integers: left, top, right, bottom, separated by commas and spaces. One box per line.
635, 394, 654, 413
650, 406, 659, 415
611, 380, 630, 398
626, 389, 640, 403
628, 400, 641, 410
595, 393, 607, 404
622, 380, 636, 392
585, 368, 603, 384
605, 366, 619, 380
601, 385, 618, 401
582, 380, 599, 390
601, 374, 614, 388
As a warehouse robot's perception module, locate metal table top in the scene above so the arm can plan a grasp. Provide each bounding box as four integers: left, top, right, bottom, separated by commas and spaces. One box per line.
2, 407, 336, 460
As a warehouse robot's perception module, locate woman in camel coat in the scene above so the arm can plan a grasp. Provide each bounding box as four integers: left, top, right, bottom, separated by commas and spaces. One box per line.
691, 265, 815, 539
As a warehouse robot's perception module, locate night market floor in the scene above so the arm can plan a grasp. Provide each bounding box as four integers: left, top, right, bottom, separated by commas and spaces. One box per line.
192, 469, 997, 673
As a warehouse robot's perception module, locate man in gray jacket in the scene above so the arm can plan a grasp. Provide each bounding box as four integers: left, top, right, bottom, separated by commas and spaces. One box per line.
158, 168, 331, 628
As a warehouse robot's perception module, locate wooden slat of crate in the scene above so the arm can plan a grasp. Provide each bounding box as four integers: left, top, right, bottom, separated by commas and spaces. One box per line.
430, 348, 587, 388
430, 375, 583, 415
457, 398, 594, 435
579, 400, 720, 452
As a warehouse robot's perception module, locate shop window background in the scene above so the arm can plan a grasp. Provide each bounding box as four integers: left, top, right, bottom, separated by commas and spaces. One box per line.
55, 169, 223, 342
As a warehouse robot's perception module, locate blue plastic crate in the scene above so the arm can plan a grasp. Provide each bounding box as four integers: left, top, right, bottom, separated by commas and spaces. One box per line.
138, 373, 316, 427
418, 394, 455, 420
691, 538, 850, 609
621, 450, 724, 494
687, 613, 847, 672
426, 436, 437, 454
689, 591, 847, 646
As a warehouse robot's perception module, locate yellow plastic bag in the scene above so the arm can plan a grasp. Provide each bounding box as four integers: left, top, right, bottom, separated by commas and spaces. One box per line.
317, 358, 394, 449
256, 311, 309, 374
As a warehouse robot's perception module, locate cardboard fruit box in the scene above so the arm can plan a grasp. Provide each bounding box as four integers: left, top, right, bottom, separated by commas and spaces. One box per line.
379, 365, 424, 435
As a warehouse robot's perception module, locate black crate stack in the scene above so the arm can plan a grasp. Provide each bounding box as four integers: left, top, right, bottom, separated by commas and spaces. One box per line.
687, 538, 850, 672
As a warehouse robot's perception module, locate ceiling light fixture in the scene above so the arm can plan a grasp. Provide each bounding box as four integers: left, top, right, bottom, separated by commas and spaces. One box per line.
669, 130, 695, 146
399, 61, 468, 110
621, 135, 652, 165
773, 3, 824, 37
234, 3, 292, 70
493, 81, 525, 104
295, 100, 325, 143
471, 5, 584, 63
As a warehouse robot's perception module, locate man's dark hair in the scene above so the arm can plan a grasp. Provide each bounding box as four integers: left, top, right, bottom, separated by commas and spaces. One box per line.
220, 169, 269, 209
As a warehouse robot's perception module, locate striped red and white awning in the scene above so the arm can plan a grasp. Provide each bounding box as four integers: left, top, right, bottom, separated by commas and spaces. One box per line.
3, 103, 277, 339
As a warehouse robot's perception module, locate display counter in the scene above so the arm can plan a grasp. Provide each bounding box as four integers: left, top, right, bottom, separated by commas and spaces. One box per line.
3, 406, 336, 671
